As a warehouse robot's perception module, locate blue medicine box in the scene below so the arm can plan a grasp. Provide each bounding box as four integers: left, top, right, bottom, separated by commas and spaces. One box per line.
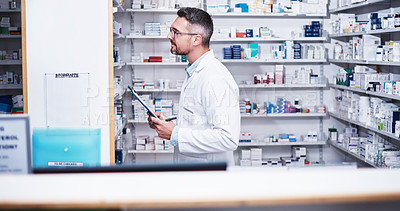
32, 128, 101, 168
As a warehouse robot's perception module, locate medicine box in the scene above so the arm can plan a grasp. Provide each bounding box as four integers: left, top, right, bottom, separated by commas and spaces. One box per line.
240, 159, 251, 166
241, 149, 251, 160
250, 148, 262, 160
136, 144, 145, 150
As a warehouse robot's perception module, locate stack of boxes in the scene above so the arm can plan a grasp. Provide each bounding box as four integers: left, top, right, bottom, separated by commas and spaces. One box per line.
294, 43, 302, 59
232, 45, 242, 59
132, 79, 155, 90
239, 148, 262, 166
275, 65, 284, 84
334, 128, 400, 168
136, 136, 173, 151
292, 147, 307, 164
132, 94, 153, 122
304, 21, 321, 37
305, 131, 318, 142
283, 41, 294, 59
144, 22, 161, 36
223, 47, 233, 59
0, 71, 21, 85
276, 97, 286, 114
155, 99, 173, 118
239, 132, 252, 143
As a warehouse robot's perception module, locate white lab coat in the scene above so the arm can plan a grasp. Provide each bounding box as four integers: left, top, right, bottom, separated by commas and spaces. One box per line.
175, 50, 240, 166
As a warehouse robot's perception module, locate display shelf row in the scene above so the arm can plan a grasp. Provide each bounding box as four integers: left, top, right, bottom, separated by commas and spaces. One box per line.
0, 35, 21, 39
129, 113, 327, 124
329, 0, 388, 13
131, 84, 326, 93
238, 84, 326, 89
329, 139, 377, 167
0, 60, 21, 65
127, 59, 326, 66
330, 83, 400, 101
125, 8, 327, 17
330, 59, 400, 66
126, 35, 327, 42
0, 8, 20, 13
127, 149, 174, 154
0, 84, 22, 90
238, 141, 326, 147
328, 140, 377, 168
329, 112, 400, 141
241, 113, 327, 118
330, 27, 400, 38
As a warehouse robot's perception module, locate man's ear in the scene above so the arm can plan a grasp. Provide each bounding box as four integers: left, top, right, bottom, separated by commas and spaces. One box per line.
192, 34, 203, 47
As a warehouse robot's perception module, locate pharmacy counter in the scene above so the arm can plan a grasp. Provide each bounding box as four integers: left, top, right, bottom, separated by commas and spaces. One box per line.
1, 167, 400, 210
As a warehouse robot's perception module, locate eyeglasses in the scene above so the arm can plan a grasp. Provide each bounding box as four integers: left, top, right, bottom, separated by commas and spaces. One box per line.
169, 27, 198, 39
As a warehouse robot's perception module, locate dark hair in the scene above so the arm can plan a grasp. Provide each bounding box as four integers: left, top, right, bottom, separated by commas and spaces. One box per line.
177, 7, 213, 47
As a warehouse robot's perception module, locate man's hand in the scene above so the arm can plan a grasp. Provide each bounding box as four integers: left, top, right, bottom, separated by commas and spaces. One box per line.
148, 112, 175, 140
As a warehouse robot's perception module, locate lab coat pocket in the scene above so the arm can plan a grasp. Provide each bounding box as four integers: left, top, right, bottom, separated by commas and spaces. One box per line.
182, 106, 206, 126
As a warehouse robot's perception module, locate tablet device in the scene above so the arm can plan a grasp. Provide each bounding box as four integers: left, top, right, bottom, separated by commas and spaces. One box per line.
128, 86, 159, 119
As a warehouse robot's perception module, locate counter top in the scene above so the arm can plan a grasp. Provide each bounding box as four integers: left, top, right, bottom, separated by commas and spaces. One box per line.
1, 167, 400, 209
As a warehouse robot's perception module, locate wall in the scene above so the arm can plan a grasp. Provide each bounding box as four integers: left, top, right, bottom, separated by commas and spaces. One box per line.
24, 0, 112, 165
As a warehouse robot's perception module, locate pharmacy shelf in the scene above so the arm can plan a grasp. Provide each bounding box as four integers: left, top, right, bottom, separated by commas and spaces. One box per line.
126, 36, 327, 42
329, 83, 366, 95
329, 59, 400, 66
329, 0, 388, 13
128, 60, 326, 66
0, 60, 21, 65
241, 113, 326, 118
330, 27, 400, 38
126, 62, 188, 66
221, 59, 327, 64
328, 140, 377, 168
113, 61, 125, 69
0, 8, 21, 13
329, 59, 367, 64
211, 37, 327, 42
329, 112, 400, 141
113, 32, 125, 39
126, 8, 178, 13
128, 119, 147, 124
238, 141, 326, 147
127, 150, 174, 154
133, 88, 181, 93
267, 113, 326, 117
330, 83, 400, 101
239, 84, 327, 89
0, 84, 22, 90
210, 13, 327, 18
126, 35, 167, 39
0, 34, 21, 38
241, 114, 266, 118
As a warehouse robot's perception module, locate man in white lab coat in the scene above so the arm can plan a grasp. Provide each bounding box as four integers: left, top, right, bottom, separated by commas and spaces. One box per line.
148, 7, 240, 165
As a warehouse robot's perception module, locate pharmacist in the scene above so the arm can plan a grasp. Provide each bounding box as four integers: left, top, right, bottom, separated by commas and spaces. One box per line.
148, 7, 240, 165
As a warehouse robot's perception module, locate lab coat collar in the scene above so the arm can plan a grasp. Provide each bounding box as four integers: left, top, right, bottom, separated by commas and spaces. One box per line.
195, 49, 214, 73
182, 49, 215, 91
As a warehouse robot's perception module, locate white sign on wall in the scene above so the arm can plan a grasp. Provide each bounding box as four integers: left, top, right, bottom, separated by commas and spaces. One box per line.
0, 115, 31, 174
